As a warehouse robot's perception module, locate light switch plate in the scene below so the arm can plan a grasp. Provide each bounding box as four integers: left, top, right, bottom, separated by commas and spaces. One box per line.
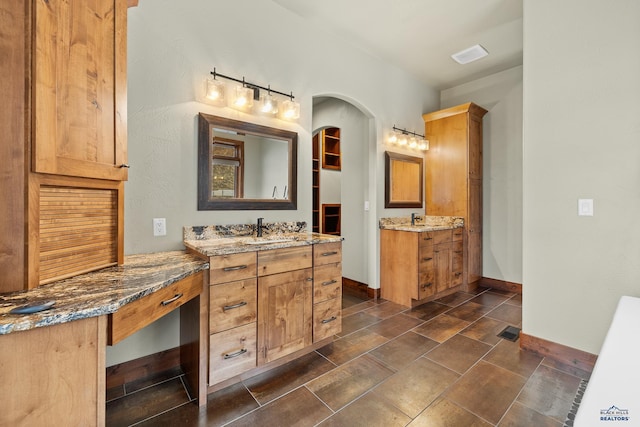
578, 199, 594, 216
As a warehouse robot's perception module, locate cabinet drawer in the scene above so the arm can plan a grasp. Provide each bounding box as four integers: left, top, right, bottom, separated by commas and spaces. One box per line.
108, 272, 202, 345
418, 232, 435, 248
313, 263, 342, 303
313, 242, 342, 266
433, 229, 453, 245
313, 297, 341, 342
452, 228, 463, 241
418, 280, 436, 300
258, 246, 312, 276
210, 279, 257, 334
209, 323, 257, 385
210, 252, 257, 285
452, 241, 464, 286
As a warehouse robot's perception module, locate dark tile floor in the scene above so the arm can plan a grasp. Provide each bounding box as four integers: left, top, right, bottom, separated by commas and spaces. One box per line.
106, 288, 590, 426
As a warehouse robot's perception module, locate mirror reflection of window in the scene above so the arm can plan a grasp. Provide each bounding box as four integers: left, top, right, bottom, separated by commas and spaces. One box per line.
210, 137, 244, 199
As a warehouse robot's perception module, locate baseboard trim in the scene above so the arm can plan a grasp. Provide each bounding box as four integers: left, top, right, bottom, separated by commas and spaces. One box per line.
520, 332, 597, 373
106, 346, 180, 389
479, 277, 522, 294
343, 277, 379, 299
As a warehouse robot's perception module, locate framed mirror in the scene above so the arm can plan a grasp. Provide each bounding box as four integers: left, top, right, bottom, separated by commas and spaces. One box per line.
384, 151, 423, 208
198, 113, 297, 210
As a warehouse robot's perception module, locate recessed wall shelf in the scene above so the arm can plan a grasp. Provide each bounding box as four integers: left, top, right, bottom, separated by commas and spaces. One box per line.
322, 204, 341, 235
322, 128, 341, 170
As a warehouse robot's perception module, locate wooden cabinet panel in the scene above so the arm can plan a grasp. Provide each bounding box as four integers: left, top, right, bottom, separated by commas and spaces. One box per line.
257, 268, 313, 364
258, 246, 312, 277
0, 316, 106, 427
108, 272, 202, 345
452, 241, 464, 287
209, 252, 257, 285
424, 103, 487, 288
313, 263, 342, 303
209, 322, 257, 385
313, 297, 342, 342
209, 279, 257, 334
33, 0, 127, 181
433, 242, 452, 293
314, 242, 342, 265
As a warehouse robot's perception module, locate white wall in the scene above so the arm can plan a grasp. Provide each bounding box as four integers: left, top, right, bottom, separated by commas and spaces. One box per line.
441, 66, 523, 284
313, 98, 369, 284
523, 0, 640, 354
108, 0, 439, 366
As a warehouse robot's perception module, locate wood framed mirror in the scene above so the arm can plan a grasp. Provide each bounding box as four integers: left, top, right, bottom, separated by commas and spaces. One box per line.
198, 113, 297, 210
384, 151, 423, 208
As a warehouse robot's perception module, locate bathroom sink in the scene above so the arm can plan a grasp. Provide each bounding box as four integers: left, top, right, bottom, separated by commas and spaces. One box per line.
242, 237, 296, 245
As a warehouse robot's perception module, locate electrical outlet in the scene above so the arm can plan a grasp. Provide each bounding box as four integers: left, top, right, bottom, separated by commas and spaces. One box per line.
153, 218, 167, 236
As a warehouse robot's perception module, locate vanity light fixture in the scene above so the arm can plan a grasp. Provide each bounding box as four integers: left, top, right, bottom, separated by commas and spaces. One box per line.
207, 68, 300, 120
388, 126, 429, 151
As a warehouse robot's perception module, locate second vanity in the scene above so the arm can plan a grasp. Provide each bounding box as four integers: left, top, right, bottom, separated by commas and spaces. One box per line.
184, 222, 342, 392
380, 216, 464, 307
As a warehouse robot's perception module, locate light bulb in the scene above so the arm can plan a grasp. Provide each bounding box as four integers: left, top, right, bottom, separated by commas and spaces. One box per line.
409, 137, 417, 148
205, 78, 225, 105
388, 134, 398, 144
281, 99, 300, 120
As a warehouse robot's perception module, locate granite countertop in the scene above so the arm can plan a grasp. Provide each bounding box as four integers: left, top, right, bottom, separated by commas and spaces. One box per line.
379, 215, 464, 232
183, 222, 343, 257
0, 251, 209, 335
184, 232, 343, 257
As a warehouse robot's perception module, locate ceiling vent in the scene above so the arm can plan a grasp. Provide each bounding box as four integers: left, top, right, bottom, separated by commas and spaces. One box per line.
451, 44, 489, 65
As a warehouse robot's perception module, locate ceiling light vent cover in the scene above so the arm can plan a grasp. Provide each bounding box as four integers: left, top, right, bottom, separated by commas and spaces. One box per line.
451, 44, 489, 65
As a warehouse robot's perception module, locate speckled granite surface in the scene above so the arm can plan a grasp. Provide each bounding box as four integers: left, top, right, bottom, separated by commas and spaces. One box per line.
379, 215, 464, 232
0, 251, 208, 335
184, 222, 343, 257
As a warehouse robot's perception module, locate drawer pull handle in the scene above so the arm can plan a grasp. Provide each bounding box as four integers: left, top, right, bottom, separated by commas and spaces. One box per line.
306, 277, 314, 282
423, 237, 432, 240
223, 265, 248, 272
454, 251, 463, 254
421, 283, 433, 289
322, 279, 338, 286
223, 301, 247, 311
118, 163, 130, 168
223, 348, 247, 359
321, 251, 338, 257
321, 316, 338, 324
422, 257, 433, 261
160, 293, 183, 306
455, 272, 462, 277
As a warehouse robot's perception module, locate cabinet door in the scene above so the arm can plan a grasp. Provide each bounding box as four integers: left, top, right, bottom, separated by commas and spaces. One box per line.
433, 242, 452, 293
257, 268, 313, 364
33, 0, 127, 181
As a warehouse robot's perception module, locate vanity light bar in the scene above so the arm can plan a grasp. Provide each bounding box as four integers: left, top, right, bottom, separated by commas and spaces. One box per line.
389, 125, 429, 151
392, 126, 424, 139
211, 68, 295, 101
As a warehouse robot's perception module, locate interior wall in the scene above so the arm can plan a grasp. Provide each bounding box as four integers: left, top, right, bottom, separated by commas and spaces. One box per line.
441, 66, 523, 284
523, 0, 640, 354
108, 0, 439, 366
313, 98, 368, 284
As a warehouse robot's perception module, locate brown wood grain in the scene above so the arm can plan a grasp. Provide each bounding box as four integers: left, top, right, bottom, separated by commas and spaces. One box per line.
0, 316, 106, 427
209, 322, 257, 385
520, 332, 597, 373
258, 246, 312, 277
209, 252, 257, 285
108, 272, 203, 344
209, 278, 257, 334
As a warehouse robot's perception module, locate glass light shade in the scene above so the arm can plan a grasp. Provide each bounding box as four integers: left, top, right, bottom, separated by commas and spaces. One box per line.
409, 137, 418, 148
419, 139, 430, 151
398, 135, 408, 146
388, 133, 398, 144
280, 99, 300, 120
205, 78, 225, 104
259, 93, 278, 114
230, 85, 254, 110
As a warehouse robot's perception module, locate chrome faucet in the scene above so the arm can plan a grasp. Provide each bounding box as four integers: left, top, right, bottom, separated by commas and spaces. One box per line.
256, 217, 265, 237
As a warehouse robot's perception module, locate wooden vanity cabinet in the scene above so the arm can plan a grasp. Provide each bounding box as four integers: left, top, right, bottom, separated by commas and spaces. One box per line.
312, 242, 343, 342
208, 252, 258, 385
381, 229, 463, 307
1, 0, 129, 292
423, 103, 487, 288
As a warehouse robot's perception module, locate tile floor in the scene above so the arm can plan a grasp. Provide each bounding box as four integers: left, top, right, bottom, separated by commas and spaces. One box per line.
106, 288, 591, 426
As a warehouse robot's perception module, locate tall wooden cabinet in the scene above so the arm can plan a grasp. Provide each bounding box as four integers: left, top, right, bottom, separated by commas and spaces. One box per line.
423, 103, 487, 288
0, 0, 128, 293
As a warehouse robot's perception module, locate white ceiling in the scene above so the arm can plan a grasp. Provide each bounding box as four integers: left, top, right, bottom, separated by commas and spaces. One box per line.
272, 0, 523, 90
